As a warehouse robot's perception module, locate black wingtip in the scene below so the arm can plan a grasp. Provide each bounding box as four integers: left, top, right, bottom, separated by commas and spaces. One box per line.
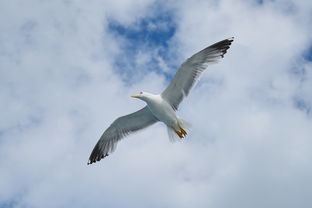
87, 153, 109, 165
211, 37, 234, 58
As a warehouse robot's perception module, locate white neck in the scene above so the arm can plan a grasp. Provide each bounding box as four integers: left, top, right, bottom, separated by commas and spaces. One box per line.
140, 92, 159, 103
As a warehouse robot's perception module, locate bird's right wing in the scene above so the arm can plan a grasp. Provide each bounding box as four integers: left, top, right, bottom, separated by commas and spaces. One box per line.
88, 106, 158, 165
161, 38, 234, 110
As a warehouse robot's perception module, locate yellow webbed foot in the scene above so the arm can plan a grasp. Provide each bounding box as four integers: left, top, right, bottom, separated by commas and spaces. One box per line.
175, 128, 188, 139
175, 130, 184, 139
180, 128, 187, 137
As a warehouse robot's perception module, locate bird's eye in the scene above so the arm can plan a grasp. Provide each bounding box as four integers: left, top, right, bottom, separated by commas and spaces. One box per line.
140, 92, 143, 94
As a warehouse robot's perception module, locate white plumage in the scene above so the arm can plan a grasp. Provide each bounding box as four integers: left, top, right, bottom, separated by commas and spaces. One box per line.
88, 37, 234, 164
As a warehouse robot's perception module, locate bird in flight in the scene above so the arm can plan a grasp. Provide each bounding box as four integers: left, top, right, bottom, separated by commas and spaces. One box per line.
88, 37, 234, 165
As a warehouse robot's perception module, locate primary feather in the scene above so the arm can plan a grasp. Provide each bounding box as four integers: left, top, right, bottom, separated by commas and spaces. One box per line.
161, 38, 234, 110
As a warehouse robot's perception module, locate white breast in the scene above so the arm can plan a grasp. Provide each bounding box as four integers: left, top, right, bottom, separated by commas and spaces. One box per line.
145, 94, 178, 128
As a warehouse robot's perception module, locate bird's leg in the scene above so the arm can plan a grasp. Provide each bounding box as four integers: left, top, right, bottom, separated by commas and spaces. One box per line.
180, 128, 187, 137
175, 128, 187, 139
175, 130, 184, 139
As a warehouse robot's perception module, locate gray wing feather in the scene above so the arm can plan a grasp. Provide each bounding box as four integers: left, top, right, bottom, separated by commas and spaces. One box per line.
88, 106, 158, 164
161, 38, 234, 110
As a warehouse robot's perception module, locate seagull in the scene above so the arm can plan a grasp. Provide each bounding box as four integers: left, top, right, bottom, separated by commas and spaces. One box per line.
88, 37, 234, 165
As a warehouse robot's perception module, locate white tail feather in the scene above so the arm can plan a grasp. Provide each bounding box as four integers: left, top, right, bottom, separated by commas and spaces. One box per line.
167, 118, 191, 142
178, 118, 192, 130
167, 127, 180, 142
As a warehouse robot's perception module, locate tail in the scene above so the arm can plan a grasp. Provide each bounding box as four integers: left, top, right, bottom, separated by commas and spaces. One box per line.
167, 118, 192, 142
178, 118, 192, 130
167, 127, 179, 142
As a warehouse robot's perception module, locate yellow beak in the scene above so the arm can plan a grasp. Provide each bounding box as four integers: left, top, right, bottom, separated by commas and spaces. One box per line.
131, 94, 140, 98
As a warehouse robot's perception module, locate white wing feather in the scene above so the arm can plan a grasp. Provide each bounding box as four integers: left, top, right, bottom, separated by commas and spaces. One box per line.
88, 106, 158, 164
161, 38, 234, 110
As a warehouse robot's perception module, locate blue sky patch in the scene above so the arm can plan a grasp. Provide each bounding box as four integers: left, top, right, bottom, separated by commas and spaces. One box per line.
294, 97, 311, 116
108, 14, 175, 50
303, 44, 312, 62
107, 10, 177, 82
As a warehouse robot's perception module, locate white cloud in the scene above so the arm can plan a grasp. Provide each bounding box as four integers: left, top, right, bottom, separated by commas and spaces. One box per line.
1, 0, 312, 207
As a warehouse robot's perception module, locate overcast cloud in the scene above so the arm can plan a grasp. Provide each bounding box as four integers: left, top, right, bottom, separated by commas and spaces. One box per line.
1, 0, 312, 207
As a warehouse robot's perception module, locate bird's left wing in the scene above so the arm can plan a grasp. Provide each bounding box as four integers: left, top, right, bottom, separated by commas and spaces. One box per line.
88, 106, 158, 165
161, 38, 234, 110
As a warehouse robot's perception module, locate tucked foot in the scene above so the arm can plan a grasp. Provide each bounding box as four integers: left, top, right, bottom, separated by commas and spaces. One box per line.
175, 130, 184, 139
180, 128, 187, 137
175, 128, 188, 139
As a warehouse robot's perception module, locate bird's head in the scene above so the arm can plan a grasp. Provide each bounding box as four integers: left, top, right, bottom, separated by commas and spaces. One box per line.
131, 91, 151, 101
131, 91, 144, 99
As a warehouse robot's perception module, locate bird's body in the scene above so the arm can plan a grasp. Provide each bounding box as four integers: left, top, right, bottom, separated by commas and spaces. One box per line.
138, 92, 187, 139
88, 37, 234, 164
141, 93, 177, 130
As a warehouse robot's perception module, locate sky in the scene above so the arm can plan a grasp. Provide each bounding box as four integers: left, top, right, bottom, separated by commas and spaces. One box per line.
1, 0, 312, 207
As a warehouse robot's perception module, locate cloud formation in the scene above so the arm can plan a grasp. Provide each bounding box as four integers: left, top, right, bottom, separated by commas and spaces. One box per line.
1, 0, 312, 207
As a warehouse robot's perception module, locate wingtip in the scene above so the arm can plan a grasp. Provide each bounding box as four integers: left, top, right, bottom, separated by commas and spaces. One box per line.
87, 160, 96, 165
87, 153, 109, 165
87, 159, 93, 165
220, 37, 234, 56
87, 159, 97, 165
